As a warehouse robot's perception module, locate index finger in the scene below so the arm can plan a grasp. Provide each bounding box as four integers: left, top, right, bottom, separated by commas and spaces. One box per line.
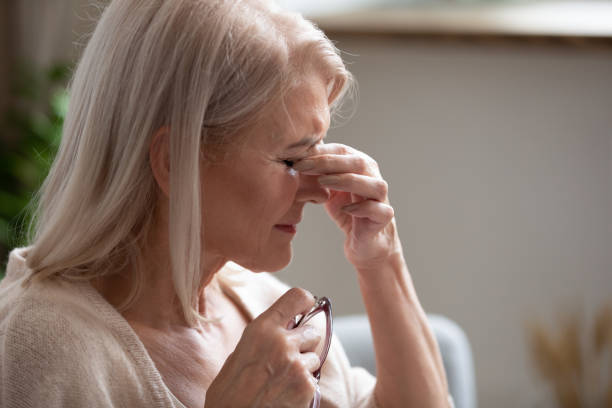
310, 142, 355, 156
259, 287, 315, 328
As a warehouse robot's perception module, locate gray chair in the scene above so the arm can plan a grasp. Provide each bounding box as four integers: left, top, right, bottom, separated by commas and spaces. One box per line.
334, 314, 477, 408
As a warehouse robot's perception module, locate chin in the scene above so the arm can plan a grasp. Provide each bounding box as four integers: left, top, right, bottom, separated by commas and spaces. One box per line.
235, 247, 293, 273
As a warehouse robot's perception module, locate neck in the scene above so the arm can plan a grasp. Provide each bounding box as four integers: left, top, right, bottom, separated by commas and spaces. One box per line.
91, 209, 228, 330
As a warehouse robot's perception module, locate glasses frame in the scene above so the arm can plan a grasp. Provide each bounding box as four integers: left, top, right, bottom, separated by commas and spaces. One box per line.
289, 296, 333, 408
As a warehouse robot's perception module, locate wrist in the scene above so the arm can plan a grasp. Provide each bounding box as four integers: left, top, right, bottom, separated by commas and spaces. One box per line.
355, 251, 419, 302
355, 250, 405, 279
351, 229, 404, 273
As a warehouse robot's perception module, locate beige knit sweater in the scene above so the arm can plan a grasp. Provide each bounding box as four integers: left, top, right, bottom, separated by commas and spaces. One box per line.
0, 248, 378, 408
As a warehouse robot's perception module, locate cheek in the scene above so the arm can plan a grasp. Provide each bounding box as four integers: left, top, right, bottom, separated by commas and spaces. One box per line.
263, 170, 299, 212
281, 170, 300, 200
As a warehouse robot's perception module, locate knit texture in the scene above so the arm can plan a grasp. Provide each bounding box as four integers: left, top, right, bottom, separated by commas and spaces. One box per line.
0, 248, 377, 408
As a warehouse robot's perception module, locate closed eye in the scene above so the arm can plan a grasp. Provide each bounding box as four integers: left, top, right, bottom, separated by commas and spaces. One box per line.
282, 159, 295, 168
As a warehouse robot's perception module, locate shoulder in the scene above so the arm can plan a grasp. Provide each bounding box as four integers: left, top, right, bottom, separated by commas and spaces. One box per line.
0, 264, 147, 406
0, 248, 115, 352
0, 273, 118, 365
1, 276, 99, 345
0, 248, 95, 330
0, 280, 172, 407
0, 280, 109, 406
217, 262, 292, 319
0, 249, 179, 407
1, 290, 89, 375
0, 269, 108, 345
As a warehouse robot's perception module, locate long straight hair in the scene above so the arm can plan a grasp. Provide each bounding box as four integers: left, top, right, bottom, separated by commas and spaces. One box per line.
26, 0, 353, 326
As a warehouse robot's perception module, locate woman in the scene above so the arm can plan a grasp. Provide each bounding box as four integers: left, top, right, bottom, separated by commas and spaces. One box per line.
0, 0, 451, 407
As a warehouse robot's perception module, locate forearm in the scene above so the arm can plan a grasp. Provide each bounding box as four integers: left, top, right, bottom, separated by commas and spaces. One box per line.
356, 251, 449, 408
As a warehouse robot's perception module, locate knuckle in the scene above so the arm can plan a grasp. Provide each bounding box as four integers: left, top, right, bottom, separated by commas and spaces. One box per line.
296, 373, 317, 395
368, 157, 379, 170
285, 359, 309, 384
378, 180, 389, 197
248, 315, 271, 335
355, 157, 368, 172
333, 144, 348, 154
284, 335, 300, 352
245, 318, 284, 345
289, 358, 306, 374
272, 333, 292, 355
268, 308, 287, 325
305, 352, 320, 370
345, 173, 356, 186
288, 287, 313, 303
320, 155, 332, 167
386, 204, 395, 219
364, 155, 374, 166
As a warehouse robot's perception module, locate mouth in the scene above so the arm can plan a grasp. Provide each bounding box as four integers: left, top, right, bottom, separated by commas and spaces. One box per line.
275, 214, 302, 235
274, 224, 297, 234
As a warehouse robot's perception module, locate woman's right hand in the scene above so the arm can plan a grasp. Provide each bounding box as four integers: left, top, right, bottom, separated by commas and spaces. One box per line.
204, 288, 322, 408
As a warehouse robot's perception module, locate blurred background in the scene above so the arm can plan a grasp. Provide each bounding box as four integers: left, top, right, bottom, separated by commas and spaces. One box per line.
1, 1, 611, 407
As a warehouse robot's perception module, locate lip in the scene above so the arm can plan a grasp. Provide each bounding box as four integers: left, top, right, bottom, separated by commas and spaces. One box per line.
274, 224, 297, 234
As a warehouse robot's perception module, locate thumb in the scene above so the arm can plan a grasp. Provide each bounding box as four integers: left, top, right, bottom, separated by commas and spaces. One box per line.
259, 287, 315, 328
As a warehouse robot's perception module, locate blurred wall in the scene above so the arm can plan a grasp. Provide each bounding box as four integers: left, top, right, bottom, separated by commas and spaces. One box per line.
275, 37, 612, 407
14, 0, 108, 66
17, 2, 612, 407
0, 2, 14, 116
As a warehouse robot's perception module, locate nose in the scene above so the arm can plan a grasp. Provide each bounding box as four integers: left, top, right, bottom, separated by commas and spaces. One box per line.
295, 173, 330, 204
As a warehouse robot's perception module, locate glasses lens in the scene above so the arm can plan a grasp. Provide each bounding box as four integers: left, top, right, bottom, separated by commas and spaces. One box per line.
302, 309, 328, 365
291, 296, 332, 408
295, 297, 332, 377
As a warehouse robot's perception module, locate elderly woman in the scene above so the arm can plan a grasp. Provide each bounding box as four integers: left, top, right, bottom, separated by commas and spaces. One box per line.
0, 1, 451, 407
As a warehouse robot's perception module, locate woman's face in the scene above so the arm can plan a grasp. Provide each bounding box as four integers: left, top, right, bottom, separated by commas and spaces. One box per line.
201, 73, 331, 272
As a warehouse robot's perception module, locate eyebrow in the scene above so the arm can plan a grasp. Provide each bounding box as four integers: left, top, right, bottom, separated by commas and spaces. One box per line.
283, 135, 323, 152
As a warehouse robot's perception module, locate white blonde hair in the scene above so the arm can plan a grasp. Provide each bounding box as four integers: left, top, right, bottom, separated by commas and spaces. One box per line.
26, 0, 353, 326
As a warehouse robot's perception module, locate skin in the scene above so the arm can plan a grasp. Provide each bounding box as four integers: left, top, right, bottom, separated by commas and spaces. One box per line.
93, 71, 449, 408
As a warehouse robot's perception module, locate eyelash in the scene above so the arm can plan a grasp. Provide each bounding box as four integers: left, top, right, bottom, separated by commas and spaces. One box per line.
282, 159, 295, 168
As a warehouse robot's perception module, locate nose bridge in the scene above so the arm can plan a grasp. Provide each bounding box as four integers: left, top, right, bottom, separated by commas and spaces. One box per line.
296, 173, 329, 204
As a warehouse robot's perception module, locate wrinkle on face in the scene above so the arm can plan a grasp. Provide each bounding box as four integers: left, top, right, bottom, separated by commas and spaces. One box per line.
266, 76, 331, 156
199, 71, 332, 274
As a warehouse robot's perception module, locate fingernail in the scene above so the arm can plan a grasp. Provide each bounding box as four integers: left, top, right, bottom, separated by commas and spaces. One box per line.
318, 175, 340, 185
293, 159, 315, 171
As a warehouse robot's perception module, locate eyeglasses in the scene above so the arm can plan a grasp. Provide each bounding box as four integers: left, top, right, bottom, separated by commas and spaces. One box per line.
289, 296, 333, 408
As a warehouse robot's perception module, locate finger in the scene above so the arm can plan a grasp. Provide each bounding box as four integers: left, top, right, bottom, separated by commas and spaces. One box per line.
311, 142, 356, 156
318, 174, 388, 202
279, 360, 318, 405
299, 351, 322, 374
288, 325, 322, 352
342, 200, 395, 224
258, 287, 315, 327
293, 154, 374, 176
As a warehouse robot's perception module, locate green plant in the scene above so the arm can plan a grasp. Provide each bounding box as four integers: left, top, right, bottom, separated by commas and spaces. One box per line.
0, 62, 70, 276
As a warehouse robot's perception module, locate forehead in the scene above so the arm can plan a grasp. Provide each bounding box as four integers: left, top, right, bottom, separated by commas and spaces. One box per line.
267, 76, 331, 147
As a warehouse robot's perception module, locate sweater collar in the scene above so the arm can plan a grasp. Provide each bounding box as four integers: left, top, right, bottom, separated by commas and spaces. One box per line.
215, 262, 270, 322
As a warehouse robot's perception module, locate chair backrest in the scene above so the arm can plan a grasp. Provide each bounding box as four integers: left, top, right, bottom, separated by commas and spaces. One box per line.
334, 314, 477, 408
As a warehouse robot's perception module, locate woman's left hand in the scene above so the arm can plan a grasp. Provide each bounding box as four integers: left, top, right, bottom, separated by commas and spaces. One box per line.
294, 143, 401, 271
